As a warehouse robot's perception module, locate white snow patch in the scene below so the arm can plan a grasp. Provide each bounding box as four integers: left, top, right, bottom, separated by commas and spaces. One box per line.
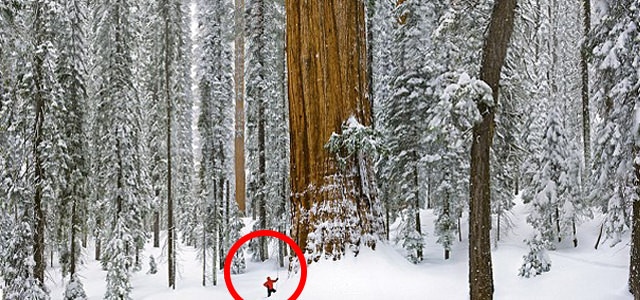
45, 197, 632, 299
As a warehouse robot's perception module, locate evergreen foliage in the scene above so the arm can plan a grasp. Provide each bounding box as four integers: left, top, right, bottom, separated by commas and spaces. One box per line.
245, 0, 287, 261
54, 0, 89, 278
518, 233, 552, 278
63, 274, 88, 300
91, 0, 151, 295
0, 0, 637, 294
1, 219, 49, 300
379, 0, 434, 264
194, 0, 240, 284
147, 255, 157, 275
589, 0, 640, 247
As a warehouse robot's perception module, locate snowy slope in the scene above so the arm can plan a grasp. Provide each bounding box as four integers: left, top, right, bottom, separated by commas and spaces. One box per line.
44, 197, 632, 299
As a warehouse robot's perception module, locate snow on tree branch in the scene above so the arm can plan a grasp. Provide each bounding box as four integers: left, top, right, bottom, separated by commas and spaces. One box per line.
325, 115, 386, 170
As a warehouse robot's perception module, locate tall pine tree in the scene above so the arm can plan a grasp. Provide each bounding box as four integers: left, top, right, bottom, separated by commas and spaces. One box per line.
589, 0, 639, 294
91, 0, 151, 297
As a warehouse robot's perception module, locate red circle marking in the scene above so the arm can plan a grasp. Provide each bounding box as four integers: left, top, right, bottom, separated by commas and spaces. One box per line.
224, 230, 308, 300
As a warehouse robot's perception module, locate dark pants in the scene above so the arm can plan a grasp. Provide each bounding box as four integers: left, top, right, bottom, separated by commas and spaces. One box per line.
267, 288, 276, 297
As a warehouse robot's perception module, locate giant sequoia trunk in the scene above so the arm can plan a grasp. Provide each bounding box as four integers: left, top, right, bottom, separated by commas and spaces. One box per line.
287, 0, 381, 261
234, 0, 246, 214
469, 0, 517, 299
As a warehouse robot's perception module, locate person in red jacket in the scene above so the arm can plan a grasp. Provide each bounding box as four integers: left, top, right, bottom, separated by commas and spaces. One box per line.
263, 276, 278, 297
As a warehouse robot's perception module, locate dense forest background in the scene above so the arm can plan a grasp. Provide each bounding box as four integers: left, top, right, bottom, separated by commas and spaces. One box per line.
0, 0, 638, 299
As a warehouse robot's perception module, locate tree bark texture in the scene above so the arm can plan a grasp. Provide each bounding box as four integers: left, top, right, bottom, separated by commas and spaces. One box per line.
32, 0, 47, 285
211, 170, 218, 286
253, 0, 269, 262
162, 0, 176, 288
166, 59, 175, 289
631, 202, 640, 296
287, 0, 380, 260
630, 156, 640, 296
217, 170, 225, 269
95, 216, 102, 260
202, 220, 207, 286
469, 1, 517, 299
580, 0, 591, 167
413, 162, 422, 261
234, 0, 247, 214
153, 210, 160, 248
69, 193, 79, 277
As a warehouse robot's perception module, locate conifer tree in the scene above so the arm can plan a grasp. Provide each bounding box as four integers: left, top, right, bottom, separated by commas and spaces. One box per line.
510, 0, 587, 279
589, 0, 639, 248
195, 0, 236, 286
0, 6, 48, 297
54, 0, 89, 279
245, 0, 287, 262
63, 274, 88, 300
381, 0, 433, 263
370, 0, 396, 240
28, 0, 63, 287
588, 0, 639, 294
2, 219, 49, 300
246, 0, 271, 261
153, 0, 193, 288
468, 0, 517, 298
427, 73, 489, 259
91, 0, 151, 297
520, 105, 572, 276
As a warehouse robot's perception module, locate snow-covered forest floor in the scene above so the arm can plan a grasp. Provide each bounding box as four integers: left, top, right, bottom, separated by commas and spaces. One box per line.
35, 194, 631, 299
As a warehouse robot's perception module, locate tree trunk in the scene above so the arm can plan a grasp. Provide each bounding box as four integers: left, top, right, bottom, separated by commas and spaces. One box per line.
631, 201, 640, 294
279, 168, 287, 268
572, 219, 578, 247
458, 216, 463, 242
234, 0, 246, 214
223, 179, 230, 269
218, 158, 225, 270
385, 204, 390, 241
32, 0, 47, 285
629, 154, 640, 296
154, 210, 160, 248
594, 222, 603, 249
135, 247, 140, 270
469, 1, 517, 299
164, 12, 176, 288
413, 163, 422, 261
256, 0, 268, 260
396, 0, 407, 24
580, 0, 591, 167
427, 178, 432, 209
444, 195, 450, 260
556, 207, 561, 242
70, 193, 79, 277
366, 0, 375, 109
95, 216, 102, 260
116, 135, 124, 237
95, 237, 101, 261
287, 0, 380, 258
496, 207, 501, 242
212, 224, 218, 286
202, 217, 207, 287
